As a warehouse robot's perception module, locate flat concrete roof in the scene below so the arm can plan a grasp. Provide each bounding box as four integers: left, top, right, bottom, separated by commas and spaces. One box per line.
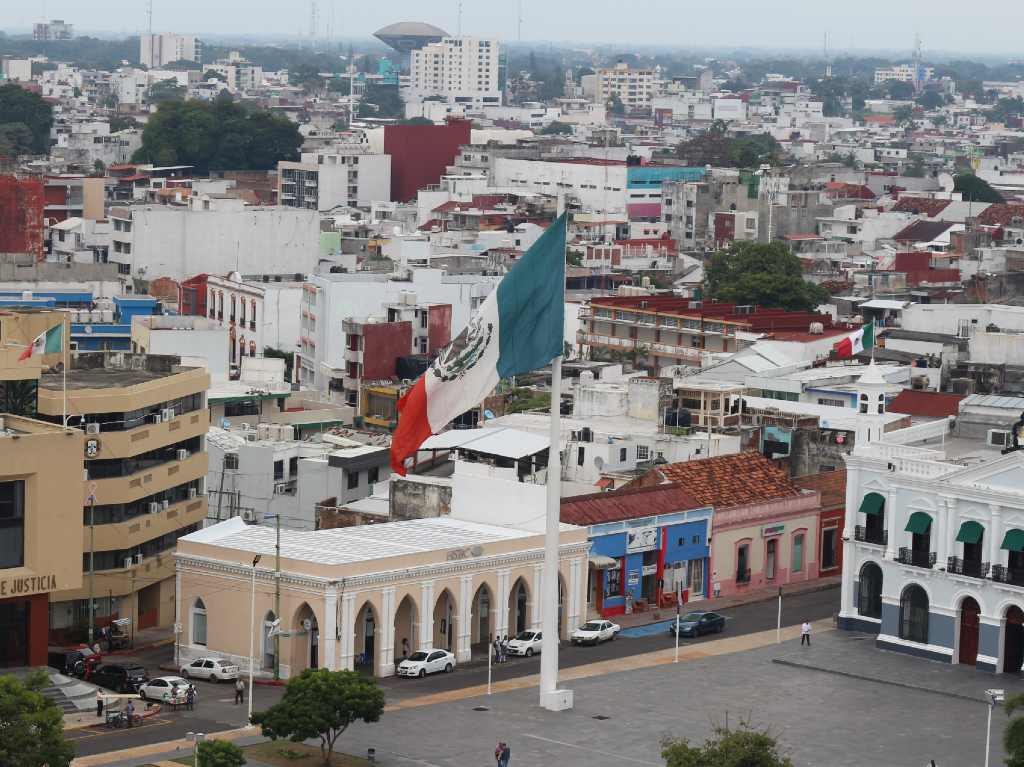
40, 367, 174, 390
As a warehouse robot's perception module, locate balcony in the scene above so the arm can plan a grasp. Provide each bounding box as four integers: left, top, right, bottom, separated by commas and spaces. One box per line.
992, 565, 1024, 587
947, 556, 990, 579
897, 547, 936, 569
855, 526, 887, 546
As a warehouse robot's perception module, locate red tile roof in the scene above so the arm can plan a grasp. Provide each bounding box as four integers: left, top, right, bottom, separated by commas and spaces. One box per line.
893, 220, 953, 243
826, 182, 875, 200
560, 483, 704, 526
794, 471, 846, 511
888, 389, 964, 418
649, 452, 803, 510
976, 203, 1024, 227
892, 197, 951, 216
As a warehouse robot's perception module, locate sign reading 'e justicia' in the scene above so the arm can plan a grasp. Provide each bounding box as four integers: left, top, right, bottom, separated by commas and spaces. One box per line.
0, 574, 57, 597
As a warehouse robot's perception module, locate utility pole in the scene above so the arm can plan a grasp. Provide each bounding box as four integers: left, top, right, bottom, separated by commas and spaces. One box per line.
87, 489, 96, 646
275, 513, 281, 680
129, 570, 135, 648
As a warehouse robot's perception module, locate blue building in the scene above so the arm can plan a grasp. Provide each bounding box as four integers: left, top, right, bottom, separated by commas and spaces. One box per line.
625, 165, 706, 191
561, 484, 713, 619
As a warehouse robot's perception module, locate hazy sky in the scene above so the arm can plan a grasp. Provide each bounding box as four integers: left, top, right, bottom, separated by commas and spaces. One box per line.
4, 0, 1024, 55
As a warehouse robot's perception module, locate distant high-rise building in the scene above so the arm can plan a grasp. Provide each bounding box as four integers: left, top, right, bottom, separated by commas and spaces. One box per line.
140, 33, 203, 69
597, 62, 657, 113
409, 36, 502, 109
33, 19, 74, 40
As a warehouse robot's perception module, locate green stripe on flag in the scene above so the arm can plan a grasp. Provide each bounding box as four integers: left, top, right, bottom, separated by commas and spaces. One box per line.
862, 322, 874, 350
43, 325, 63, 354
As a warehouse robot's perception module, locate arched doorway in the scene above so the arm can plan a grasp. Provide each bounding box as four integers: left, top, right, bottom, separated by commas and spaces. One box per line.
857, 562, 883, 619
508, 578, 530, 636
433, 589, 456, 651
291, 603, 319, 673
262, 611, 277, 670
899, 584, 929, 644
1005, 606, 1024, 674
959, 597, 981, 666
354, 602, 378, 672
471, 583, 495, 652
393, 595, 417, 664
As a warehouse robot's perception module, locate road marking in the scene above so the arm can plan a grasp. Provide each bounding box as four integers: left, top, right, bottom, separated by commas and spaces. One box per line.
388, 753, 448, 767
521, 734, 660, 765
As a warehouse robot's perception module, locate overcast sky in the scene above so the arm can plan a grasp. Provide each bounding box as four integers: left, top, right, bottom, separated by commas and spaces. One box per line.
4, 0, 1023, 55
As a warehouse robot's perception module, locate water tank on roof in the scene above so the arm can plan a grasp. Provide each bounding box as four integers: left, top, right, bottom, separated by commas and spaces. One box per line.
256, 423, 271, 441
279, 425, 294, 441
580, 370, 595, 384
809, 322, 824, 335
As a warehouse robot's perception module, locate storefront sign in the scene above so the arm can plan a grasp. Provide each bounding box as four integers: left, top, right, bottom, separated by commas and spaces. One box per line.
0, 573, 57, 597
762, 523, 785, 538
446, 545, 485, 562
626, 526, 659, 553
641, 564, 658, 576
627, 570, 640, 587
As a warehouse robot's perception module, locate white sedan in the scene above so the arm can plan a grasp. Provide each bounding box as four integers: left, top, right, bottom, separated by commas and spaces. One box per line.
139, 676, 191, 703
506, 630, 543, 657
396, 648, 456, 678
571, 620, 620, 646
180, 657, 239, 682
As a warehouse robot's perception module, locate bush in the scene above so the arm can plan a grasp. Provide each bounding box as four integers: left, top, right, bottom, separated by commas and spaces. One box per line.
196, 740, 246, 767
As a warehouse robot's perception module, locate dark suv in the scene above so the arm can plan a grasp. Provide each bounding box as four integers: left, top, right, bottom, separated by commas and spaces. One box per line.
91, 663, 149, 693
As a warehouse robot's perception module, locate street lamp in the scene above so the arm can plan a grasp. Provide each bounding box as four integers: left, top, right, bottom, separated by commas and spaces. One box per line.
248, 555, 261, 725
186, 731, 205, 767
985, 688, 1005, 767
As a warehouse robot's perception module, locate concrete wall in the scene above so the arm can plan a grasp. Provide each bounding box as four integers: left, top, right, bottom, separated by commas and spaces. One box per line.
390, 477, 452, 519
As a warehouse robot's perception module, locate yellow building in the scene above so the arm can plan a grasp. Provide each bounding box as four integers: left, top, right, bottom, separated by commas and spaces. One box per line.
36, 353, 210, 637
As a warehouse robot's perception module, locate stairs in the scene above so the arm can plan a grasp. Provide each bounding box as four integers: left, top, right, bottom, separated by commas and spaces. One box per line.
42, 671, 101, 712
41, 683, 80, 713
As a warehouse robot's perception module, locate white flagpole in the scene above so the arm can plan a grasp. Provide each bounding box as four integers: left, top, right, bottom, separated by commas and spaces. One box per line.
62, 317, 68, 427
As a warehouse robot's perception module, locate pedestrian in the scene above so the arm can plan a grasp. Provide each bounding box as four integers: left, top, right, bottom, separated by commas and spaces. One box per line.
234, 677, 244, 705
186, 684, 196, 711
501, 635, 509, 663
801, 619, 811, 647
401, 637, 410, 661
125, 700, 135, 727
492, 637, 500, 664
95, 688, 104, 718
494, 740, 510, 767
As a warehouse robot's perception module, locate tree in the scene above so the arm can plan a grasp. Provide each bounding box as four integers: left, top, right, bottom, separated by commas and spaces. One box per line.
607, 93, 625, 116
0, 122, 36, 157
954, 173, 1004, 203
705, 241, 828, 312
903, 155, 926, 178
885, 80, 916, 100
540, 121, 573, 135
0, 84, 53, 154
196, 740, 246, 767
662, 722, 792, 767
109, 115, 140, 133
203, 69, 228, 82
148, 79, 187, 104
892, 105, 915, 126
916, 90, 944, 110
358, 83, 404, 119
675, 131, 782, 169
0, 671, 75, 767
1005, 693, 1024, 767
252, 669, 385, 766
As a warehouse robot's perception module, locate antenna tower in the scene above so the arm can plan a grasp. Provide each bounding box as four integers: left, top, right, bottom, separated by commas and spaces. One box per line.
518, 0, 523, 42
309, 1, 319, 47
457, 0, 463, 36
146, 0, 154, 37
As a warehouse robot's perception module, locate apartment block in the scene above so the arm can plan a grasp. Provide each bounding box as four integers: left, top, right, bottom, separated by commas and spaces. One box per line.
597, 62, 657, 113
409, 36, 502, 108
33, 19, 74, 40
140, 33, 203, 69
278, 145, 391, 212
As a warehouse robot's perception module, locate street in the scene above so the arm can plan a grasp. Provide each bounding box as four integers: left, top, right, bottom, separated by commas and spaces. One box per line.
69, 585, 839, 757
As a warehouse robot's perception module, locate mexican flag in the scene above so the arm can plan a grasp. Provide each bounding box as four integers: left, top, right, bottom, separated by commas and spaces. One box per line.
390, 214, 567, 475
18, 324, 63, 361
834, 322, 874, 359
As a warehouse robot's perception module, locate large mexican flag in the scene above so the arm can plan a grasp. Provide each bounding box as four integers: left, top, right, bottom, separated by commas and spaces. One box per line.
19, 324, 63, 361
390, 214, 567, 475
834, 322, 874, 359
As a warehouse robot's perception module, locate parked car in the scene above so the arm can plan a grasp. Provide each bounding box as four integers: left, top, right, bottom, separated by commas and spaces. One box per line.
668, 611, 726, 638
91, 663, 149, 693
139, 676, 191, 703
180, 657, 239, 682
48, 647, 98, 677
396, 648, 456, 678
570, 620, 620, 646
506, 630, 543, 657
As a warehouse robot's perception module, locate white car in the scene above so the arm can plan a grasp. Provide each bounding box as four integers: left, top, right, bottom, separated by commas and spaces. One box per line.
180, 657, 239, 682
506, 630, 543, 657
396, 648, 456, 678
139, 676, 191, 703
571, 620, 620, 646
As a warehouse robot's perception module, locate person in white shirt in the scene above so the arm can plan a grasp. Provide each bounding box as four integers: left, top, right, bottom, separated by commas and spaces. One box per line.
801, 620, 811, 646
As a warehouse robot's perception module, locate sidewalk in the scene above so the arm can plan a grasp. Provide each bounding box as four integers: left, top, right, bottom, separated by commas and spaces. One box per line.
611, 575, 840, 630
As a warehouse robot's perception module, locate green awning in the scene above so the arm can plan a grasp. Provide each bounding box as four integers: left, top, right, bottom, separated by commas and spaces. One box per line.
905, 512, 932, 535
1002, 529, 1024, 552
858, 493, 885, 516
956, 521, 984, 545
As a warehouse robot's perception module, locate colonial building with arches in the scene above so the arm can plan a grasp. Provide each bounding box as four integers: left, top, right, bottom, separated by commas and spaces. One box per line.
840, 416, 1024, 673
174, 515, 589, 678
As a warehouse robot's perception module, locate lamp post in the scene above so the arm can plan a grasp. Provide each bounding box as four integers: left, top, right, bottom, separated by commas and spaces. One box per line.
248, 555, 261, 725
265, 514, 282, 680
985, 688, 1005, 767
186, 732, 205, 767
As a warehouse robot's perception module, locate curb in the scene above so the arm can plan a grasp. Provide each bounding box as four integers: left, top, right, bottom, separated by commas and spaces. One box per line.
156, 664, 287, 686
770, 657, 986, 704
106, 637, 175, 656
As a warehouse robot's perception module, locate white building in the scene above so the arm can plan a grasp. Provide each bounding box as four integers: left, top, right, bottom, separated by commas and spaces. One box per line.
874, 64, 935, 85
596, 63, 657, 113
131, 315, 231, 382
202, 272, 267, 367
278, 145, 391, 212
492, 158, 629, 214
140, 33, 203, 69
409, 36, 502, 108
49, 217, 112, 264
1, 58, 32, 82
206, 53, 263, 93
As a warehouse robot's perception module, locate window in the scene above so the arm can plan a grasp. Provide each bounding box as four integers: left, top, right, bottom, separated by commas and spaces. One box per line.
192, 598, 207, 646
817, 397, 846, 408
577, 446, 585, 467
765, 539, 777, 580
604, 566, 622, 598
822, 527, 838, 570
619, 448, 627, 462
899, 584, 929, 643
736, 543, 750, 583
346, 471, 359, 490
0, 480, 25, 569
792, 533, 804, 573
368, 466, 379, 484
273, 460, 284, 481
224, 453, 239, 470
636, 445, 649, 461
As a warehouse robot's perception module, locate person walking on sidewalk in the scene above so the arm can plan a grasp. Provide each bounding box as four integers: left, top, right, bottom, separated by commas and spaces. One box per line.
495, 741, 511, 767
185, 684, 196, 711
234, 677, 244, 705
801, 620, 811, 646
95, 688, 104, 718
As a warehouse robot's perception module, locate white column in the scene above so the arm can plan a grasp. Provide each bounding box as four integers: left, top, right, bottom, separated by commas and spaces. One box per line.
340, 594, 356, 671
884, 489, 896, 561
496, 569, 510, 639
531, 564, 543, 630
379, 588, 396, 677
419, 580, 435, 649
323, 586, 338, 671
839, 466, 859, 618
990, 504, 1002, 569
174, 568, 182, 661
938, 497, 955, 567
458, 575, 472, 663
568, 557, 582, 632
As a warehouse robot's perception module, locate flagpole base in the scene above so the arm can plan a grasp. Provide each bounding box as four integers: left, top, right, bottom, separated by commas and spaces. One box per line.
540, 688, 574, 712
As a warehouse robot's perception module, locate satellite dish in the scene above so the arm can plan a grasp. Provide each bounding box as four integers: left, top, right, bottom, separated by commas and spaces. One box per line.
938, 173, 955, 193
483, 409, 495, 420
593, 456, 605, 471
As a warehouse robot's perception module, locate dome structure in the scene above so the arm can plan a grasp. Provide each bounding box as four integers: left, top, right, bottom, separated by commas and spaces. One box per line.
374, 21, 448, 54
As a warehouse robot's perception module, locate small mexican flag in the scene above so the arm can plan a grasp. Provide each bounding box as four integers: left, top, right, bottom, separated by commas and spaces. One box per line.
19, 324, 63, 361
834, 322, 874, 359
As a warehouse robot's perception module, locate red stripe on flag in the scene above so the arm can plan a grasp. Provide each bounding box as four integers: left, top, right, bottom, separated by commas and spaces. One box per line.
18, 343, 32, 362
834, 337, 853, 359
389, 377, 432, 476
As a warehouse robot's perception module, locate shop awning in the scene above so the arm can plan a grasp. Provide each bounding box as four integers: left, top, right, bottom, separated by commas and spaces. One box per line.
858, 493, 885, 516
956, 521, 984, 545
905, 511, 932, 535
589, 554, 619, 569
1002, 529, 1024, 552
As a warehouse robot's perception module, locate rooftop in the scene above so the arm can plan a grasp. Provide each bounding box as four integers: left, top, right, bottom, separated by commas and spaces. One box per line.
40, 353, 189, 390
793, 470, 847, 510
888, 389, 964, 419
560, 483, 705, 526
646, 451, 804, 510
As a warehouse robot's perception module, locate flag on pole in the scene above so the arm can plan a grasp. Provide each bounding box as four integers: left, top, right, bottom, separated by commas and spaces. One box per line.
833, 322, 874, 359
18, 324, 63, 362
390, 214, 567, 475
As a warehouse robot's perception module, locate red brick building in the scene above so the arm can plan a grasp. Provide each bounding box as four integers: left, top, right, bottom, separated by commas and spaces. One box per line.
383, 119, 472, 202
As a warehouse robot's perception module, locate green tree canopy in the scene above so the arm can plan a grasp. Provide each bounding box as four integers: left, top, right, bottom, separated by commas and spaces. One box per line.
133, 99, 301, 173
916, 90, 944, 110
892, 104, 915, 125
954, 172, 1004, 203
358, 83, 404, 119
705, 241, 828, 312
0, 84, 53, 154
675, 131, 783, 169
540, 121, 573, 135
662, 723, 793, 767
252, 669, 385, 766
0, 123, 36, 157
148, 79, 187, 104
196, 740, 246, 767
885, 80, 916, 100
0, 671, 75, 767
